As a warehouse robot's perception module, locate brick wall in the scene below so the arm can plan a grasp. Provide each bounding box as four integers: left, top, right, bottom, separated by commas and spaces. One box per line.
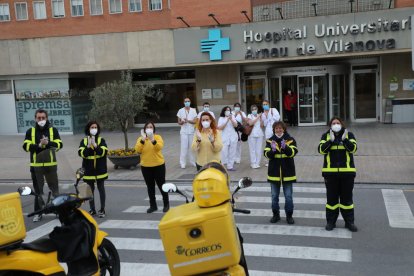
395, 0, 414, 7
0, 0, 251, 40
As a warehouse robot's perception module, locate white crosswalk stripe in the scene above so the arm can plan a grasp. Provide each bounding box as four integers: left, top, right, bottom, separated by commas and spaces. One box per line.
382, 189, 414, 228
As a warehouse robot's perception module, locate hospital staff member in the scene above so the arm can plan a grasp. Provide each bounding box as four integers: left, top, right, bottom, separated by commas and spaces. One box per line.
247, 105, 263, 169
218, 106, 238, 171
177, 97, 197, 169
232, 102, 247, 164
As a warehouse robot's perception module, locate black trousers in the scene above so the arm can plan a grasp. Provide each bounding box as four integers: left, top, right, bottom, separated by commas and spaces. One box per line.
31, 167, 43, 211
286, 110, 297, 126
141, 164, 169, 207
33, 166, 59, 212
85, 179, 106, 211
324, 174, 355, 224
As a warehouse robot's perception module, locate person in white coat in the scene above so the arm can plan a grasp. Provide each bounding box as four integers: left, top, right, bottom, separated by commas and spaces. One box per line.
197, 102, 215, 120
261, 100, 280, 166
232, 102, 247, 164
247, 105, 264, 169
217, 106, 238, 171
177, 98, 197, 169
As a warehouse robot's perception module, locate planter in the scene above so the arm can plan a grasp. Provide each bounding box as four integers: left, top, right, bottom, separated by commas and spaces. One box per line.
107, 155, 140, 170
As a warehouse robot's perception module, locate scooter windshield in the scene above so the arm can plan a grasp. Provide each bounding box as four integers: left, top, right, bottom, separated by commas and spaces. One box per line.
51, 195, 72, 206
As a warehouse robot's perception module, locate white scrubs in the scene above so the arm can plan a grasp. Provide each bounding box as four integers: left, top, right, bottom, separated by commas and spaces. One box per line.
261, 107, 280, 139
247, 114, 264, 168
232, 111, 247, 163
218, 115, 238, 170
177, 107, 197, 168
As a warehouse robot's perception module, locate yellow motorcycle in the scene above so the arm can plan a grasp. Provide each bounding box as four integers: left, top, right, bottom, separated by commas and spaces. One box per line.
159, 162, 252, 276
0, 168, 120, 276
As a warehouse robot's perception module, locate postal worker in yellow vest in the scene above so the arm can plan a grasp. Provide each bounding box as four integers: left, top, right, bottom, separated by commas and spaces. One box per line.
23, 109, 63, 222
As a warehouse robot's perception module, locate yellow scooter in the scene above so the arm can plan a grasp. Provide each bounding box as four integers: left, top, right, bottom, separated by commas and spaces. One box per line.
159, 162, 252, 276
0, 168, 120, 276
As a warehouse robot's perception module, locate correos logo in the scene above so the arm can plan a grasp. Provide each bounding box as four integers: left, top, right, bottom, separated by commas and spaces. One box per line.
200, 29, 230, 61
175, 243, 222, 256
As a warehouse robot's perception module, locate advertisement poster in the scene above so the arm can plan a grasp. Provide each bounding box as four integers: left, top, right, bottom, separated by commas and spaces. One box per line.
403, 79, 414, 91
212, 88, 223, 99
201, 89, 212, 99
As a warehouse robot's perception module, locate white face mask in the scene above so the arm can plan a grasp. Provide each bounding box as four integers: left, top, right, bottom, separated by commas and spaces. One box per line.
331, 123, 342, 133
224, 110, 231, 117
90, 128, 98, 136
146, 128, 154, 135
202, 121, 211, 129
37, 120, 46, 127
275, 133, 284, 138
234, 107, 240, 112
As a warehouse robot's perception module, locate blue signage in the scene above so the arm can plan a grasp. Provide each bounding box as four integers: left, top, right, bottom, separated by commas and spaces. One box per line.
200, 29, 230, 61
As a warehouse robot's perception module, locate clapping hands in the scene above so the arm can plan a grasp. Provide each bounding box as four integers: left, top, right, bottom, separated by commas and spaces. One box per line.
271, 140, 277, 152
281, 139, 286, 149
341, 129, 348, 141
141, 129, 147, 140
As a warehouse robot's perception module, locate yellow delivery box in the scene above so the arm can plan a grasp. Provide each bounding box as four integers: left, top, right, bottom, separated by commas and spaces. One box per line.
159, 202, 241, 276
0, 192, 26, 247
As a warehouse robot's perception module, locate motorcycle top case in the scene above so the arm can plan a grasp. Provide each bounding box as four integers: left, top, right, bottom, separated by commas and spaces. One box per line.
159, 202, 241, 276
0, 192, 26, 247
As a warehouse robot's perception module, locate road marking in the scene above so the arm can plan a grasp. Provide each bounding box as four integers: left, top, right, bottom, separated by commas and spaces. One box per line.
177, 186, 326, 194
382, 189, 414, 228
100, 219, 350, 239
109, 237, 351, 262
25, 219, 60, 242
123, 205, 341, 220
153, 195, 326, 204
120, 262, 331, 276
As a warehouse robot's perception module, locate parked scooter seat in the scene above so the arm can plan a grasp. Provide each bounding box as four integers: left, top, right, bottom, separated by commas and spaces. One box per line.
21, 237, 57, 253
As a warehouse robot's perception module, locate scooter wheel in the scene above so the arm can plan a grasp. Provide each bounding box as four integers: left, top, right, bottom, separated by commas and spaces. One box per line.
98, 238, 121, 276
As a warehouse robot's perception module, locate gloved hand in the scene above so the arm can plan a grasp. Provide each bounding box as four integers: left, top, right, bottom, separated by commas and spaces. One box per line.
341, 129, 348, 141
281, 139, 286, 149
140, 129, 147, 140
329, 129, 335, 142
208, 133, 215, 143
40, 135, 48, 145
91, 136, 97, 148
87, 137, 92, 148
271, 140, 277, 152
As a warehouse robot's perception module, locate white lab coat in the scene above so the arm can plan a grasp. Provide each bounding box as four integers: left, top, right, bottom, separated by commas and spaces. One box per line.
247, 114, 264, 167
177, 107, 197, 168
218, 116, 238, 169
232, 111, 247, 163
261, 108, 280, 139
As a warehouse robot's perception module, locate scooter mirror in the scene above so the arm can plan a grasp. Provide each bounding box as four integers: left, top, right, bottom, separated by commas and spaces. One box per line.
162, 183, 177, 193
76, 168, 85, 179
238, 177, 252, 189
18, 186, 33, 196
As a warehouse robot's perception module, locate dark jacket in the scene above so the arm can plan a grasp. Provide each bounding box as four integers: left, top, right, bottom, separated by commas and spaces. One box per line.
78, 136, 108, 180
264, 132, 298, 184
22, 121, 63, 167
318, 129, 357, 177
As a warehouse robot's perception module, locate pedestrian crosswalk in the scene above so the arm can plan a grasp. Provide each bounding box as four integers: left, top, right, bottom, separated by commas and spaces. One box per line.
23, 185, 414, 275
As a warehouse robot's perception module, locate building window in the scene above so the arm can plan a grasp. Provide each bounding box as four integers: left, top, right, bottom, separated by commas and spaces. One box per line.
52, 0, 65, 18
109, 0, 122, 13
149, 0, 161, 11
15, 2, 28, 20
128, 0, 141, 12
90, 0, 102, 15
71, 0, 84, 16
0, 80, 12, 94
33, 1, 47, 19
0, 4, 10, 21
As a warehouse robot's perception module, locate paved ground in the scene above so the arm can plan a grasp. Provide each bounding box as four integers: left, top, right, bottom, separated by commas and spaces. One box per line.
1, 122, 414, 184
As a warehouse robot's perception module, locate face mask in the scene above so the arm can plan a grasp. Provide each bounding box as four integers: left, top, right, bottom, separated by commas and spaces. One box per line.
288, 91, 292, 95
146, 128, 154, 135
252, 110, 258, 115
234, 107, 240, 112
90, 128, 98, 136
37, 120, 46, 127
275, 133, 283, 138
202, 121, 211, 129
263, 105, 270, 111
225, 110, 231, 116
203, 107, 210, 112
184, 102, 190, 107
331, 123, 342, 133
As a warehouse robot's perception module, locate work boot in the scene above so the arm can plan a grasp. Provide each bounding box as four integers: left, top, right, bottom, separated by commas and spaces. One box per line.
345, 222, 358, 232
269, 211, 280, 223
286, 215, 295, 225
325, 222, 336, 231
163, 203, 170, 213
147, 205, 158, 213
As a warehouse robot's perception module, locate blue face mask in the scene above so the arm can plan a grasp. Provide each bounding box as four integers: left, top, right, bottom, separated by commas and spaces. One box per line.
184, 102, 190, 107
203, 106, 210, 112
263, 105, 270, 111
252, 110, 258, 115
234, 107, 240, 112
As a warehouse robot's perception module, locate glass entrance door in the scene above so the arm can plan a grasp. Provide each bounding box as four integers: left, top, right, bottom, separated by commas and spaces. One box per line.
354, 72, 376, 120
298, 75, 327, 125
245, 78, 266, 112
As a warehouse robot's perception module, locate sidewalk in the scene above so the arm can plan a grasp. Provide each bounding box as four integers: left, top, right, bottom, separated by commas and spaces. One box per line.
1, 123, 414, 184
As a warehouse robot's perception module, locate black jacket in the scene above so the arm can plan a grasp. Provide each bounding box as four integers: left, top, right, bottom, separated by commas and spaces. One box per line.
22, 121, 63, 167
318, 128, 357, 177
264, 132, 298, 184
78, 136, 108, 181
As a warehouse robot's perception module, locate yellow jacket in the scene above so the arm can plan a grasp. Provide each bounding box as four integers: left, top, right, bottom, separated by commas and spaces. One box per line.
134, 134, 165, 167
191, 130, 223, 166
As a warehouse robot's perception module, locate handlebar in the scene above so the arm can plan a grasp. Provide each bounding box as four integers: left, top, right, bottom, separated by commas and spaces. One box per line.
233, 208, 251, 214
26, 196, 91, 217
